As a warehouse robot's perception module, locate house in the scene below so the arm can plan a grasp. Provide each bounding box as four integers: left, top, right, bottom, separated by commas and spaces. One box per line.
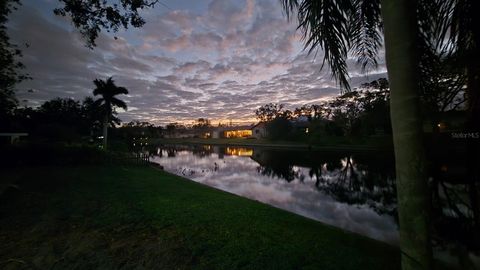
212, 125, 254, 138
251, 122, 268, 139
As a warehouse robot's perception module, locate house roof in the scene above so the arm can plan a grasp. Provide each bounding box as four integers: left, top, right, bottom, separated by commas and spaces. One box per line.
251, 122, 266, 129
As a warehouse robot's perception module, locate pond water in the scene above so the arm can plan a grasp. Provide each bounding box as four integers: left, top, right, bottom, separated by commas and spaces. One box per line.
145, 143, 480, 265
150, 145, 400, 244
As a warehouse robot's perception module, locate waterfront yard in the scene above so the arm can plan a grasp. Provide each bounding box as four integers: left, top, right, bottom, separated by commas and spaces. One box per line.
0, 165, 400, 269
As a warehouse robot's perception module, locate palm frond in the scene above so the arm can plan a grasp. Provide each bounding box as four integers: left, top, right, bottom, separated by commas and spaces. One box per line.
282, 0, 382, 91
417, 0, 453, 54
348, 0, 382, 72
281, 0, 299, 19
112, 86, 129, 95
92, 98, 104, 107
93, 78, 106, 96
416, 0, 472, 114
448, 0, 476, 55
91, 76, 129, 120
111, 97, 128, 111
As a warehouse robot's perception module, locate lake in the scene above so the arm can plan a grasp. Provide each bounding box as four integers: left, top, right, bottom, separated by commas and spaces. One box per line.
142, 142, 479, 265
149, 144, 400, 244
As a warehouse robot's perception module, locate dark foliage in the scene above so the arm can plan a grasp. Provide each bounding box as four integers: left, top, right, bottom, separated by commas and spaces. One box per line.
266, 117, 293, 141
54, 0, 165, 48
256, 78, 392, 141
282, 0, 382, 90
0, 0, 29, 120
2, 97, 108, 142
255, 103, 285, 122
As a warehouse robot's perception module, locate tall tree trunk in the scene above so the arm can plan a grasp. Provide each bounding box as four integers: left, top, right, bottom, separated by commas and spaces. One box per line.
464, 0, 480, 233
103, 113, 108, 150
380, 1, 433, 269
466, 34, 480, 246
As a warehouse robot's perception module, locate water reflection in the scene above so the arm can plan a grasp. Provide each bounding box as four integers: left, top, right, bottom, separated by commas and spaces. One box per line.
144, 144, 479, 265
150, 145, 399, 244
226, 147, 253, 157
430, 153, 480, 255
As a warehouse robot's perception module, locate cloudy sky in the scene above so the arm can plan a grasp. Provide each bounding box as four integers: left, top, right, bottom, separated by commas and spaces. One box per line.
8, 0, 387, 126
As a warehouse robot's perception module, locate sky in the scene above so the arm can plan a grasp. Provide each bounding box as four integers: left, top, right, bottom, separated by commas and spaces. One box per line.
8, 0, 387, 126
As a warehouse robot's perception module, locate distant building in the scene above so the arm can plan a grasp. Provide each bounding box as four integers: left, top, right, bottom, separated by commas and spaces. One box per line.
209, 120, 309, 140
251, 122, 268, 139
212, 125, 254, 138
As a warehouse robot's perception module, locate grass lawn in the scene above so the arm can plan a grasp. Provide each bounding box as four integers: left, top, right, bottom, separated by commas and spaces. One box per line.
0, 165, 400, 269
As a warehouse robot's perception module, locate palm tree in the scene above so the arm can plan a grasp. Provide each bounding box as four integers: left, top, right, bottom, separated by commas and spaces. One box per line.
281, 0, 478, 269
92, 77, 128, 150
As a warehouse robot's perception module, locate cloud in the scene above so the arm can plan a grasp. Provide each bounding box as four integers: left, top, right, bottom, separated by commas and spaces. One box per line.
9, 0, 388, 125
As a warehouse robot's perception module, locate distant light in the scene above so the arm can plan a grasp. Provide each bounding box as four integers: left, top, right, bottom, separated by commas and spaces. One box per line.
133, 143, 136, 146
437, 123, 441, 127
98, 136, 104, 139
305, 128, 309, 134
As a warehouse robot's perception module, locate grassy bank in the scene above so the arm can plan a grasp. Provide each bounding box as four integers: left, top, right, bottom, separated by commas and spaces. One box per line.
0, 165, 400, 269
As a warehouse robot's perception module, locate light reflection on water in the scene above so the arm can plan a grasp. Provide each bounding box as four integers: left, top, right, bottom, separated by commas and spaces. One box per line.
151, 145, 399, 244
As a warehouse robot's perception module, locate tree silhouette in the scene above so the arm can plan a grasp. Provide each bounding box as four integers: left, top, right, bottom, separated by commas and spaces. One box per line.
0, 0, 29, 126
53, 0, 164, 48
280, 1, 475, 269
92, 77, 128, 150
255, 103, 285, 122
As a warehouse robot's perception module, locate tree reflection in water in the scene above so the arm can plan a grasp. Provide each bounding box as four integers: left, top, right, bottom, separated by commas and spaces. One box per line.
147, 144, 479, 260
430, 154, 480, 256
253, 150, 397, 217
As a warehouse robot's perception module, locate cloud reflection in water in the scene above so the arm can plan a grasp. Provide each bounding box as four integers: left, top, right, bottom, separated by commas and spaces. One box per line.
151, 146, 398, 244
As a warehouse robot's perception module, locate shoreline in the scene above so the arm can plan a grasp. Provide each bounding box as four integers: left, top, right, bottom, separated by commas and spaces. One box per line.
152, 138, 393, 152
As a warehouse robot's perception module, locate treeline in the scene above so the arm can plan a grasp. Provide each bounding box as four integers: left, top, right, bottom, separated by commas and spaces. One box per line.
0, 94, 217, 145
256, 77, 467, 142
2, 97, 117, 143
256, 78, 391, 141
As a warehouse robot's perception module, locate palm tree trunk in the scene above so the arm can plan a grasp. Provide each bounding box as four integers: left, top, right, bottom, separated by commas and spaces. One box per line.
103, 114, 108, 150
466, 49, 480, 244
380, 0, 432, 269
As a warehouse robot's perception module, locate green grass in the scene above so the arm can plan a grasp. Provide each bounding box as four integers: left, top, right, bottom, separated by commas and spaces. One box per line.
0, 165, 400, 269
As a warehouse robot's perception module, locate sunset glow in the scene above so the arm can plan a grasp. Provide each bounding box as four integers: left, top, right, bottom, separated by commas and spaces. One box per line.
9, 0, 387, 125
